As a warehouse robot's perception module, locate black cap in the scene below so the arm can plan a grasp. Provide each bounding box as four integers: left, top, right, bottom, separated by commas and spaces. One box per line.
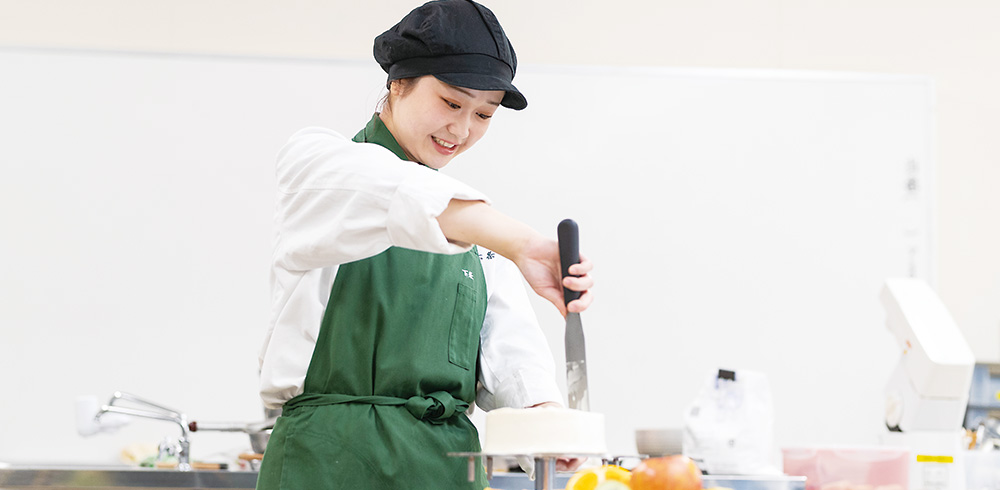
374, 0, 527, 110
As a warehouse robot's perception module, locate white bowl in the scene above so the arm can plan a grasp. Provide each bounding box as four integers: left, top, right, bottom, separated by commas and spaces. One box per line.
635, 428, 683, 457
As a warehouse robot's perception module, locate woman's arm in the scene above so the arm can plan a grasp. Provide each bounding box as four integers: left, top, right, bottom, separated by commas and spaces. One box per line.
274, 128, 490, 271
436, 199, 593, 317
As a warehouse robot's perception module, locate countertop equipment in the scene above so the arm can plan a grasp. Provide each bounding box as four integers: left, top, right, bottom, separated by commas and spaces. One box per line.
880, 278, 976, 490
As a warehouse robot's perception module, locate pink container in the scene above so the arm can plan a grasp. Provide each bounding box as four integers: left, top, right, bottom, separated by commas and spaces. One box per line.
781, 446, 909, 490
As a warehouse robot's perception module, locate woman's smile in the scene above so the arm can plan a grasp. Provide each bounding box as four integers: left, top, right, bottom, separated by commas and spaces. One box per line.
432, 135, 458, 152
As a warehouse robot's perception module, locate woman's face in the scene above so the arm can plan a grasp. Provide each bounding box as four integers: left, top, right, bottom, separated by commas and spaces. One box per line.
381, 76, 504, 170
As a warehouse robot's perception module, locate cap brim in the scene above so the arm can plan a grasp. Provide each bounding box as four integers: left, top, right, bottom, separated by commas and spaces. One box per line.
433, 73, 527, 111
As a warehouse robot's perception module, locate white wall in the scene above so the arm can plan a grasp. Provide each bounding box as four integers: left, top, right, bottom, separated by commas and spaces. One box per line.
0, 49, 936, 464
1, 0, 996, 362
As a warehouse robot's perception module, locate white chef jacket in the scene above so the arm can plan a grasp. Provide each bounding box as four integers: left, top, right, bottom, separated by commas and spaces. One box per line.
258, 126, 562, 412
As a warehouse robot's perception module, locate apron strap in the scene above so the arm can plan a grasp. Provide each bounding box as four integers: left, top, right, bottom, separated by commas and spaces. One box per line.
283, 391, 469, 425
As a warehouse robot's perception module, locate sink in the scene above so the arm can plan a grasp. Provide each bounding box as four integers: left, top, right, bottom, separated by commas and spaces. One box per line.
0, 465, 258, 489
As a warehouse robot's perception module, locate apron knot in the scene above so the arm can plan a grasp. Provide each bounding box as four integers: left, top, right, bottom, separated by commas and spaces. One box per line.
282, 391, 468, 424
404, 391, 469, 424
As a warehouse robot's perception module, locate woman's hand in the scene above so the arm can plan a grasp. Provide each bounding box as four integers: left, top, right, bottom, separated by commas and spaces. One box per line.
528, 401, 586, 472
436, 199, 594, 317
514, 235, 594, 317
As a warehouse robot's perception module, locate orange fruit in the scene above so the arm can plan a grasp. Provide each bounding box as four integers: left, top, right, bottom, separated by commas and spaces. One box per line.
631, 455, 702, 490
565, 465, 631, 490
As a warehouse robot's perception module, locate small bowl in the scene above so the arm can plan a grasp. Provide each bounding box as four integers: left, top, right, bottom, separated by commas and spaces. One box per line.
635, 428, 683, 457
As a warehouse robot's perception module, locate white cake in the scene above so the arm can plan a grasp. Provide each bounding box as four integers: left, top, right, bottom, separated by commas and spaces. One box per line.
482, 407, 607, 455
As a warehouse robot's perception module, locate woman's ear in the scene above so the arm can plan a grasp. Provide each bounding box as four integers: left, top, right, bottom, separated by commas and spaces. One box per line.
388, 79, 402, 97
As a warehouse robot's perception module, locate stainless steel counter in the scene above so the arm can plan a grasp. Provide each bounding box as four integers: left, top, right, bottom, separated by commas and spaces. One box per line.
0, 466, 554, 490
0, 466, 807, 490
0, 466, 258, 490
486, 471, 569, 490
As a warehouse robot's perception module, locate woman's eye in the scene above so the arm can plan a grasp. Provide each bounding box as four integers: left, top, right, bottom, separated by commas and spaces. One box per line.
443, 99, 460, 109
477, 113, 493, 120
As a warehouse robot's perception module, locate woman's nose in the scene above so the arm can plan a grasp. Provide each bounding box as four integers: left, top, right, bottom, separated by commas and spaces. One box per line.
448, 115, 471, 140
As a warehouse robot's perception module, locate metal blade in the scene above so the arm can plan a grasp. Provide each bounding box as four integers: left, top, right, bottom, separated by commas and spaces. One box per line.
565, 312, 590, 411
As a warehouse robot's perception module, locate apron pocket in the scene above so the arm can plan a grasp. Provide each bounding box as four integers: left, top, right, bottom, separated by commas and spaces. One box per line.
279, 427, 384, 490
448, 282, 479, 370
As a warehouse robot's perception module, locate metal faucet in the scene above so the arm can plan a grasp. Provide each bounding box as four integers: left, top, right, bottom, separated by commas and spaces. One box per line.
972, 417, 1000, 450
95, 392, 193, 471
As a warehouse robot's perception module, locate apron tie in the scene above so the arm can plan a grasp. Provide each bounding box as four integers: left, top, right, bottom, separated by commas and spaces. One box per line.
283, 391, 469, 425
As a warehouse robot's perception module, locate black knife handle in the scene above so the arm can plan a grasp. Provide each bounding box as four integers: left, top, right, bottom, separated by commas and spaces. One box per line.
557, 219, 581, 306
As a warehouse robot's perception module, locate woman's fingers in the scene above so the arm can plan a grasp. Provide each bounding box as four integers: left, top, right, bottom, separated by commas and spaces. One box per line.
562, 252, 594, 314
568, 254, 593, 276
558, 252, 593, 314
563, 254, 593, 289
562, 274, 594, 292
566, 290, 593, 313
555, 457, 585, 472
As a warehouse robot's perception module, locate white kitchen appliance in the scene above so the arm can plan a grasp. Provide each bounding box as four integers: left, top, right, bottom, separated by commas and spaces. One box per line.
880, 278, 975, 490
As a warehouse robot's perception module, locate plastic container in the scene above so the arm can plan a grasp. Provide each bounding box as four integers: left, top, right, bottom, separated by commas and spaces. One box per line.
781, 446, 909, 490
965, 451, 1000, 490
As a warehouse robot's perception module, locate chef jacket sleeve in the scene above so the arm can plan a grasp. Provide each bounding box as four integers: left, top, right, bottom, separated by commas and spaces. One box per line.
274, 127, 490, 271
476, 253, 563, 410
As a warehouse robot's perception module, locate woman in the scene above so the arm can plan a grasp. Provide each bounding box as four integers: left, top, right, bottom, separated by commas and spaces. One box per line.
256, 1, 593, 488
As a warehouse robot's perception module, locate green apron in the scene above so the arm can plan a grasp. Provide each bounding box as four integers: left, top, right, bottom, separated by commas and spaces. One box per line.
257, 114, 489, 490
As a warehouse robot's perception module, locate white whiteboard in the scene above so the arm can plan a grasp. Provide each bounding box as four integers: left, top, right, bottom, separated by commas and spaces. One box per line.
0, 48, 934, 464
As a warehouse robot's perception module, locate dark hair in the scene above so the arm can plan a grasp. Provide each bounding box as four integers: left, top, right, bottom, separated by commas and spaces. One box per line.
377, 77, 418, 114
